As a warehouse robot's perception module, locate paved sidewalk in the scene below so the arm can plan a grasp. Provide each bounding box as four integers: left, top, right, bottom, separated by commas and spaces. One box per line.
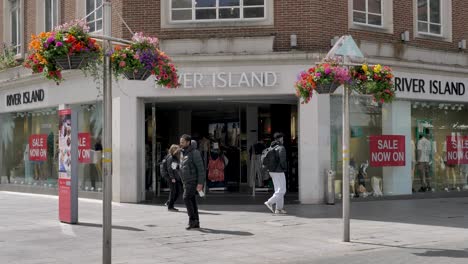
0, 191, 467, 264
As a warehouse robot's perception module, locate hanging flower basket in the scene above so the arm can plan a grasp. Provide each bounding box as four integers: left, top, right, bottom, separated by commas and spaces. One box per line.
350, 64, 396, 104
24, 19, 101, 84
315, 82, 340, 94
294, 61, 350, 103
54, 53, 88, 70
123, 69, 151, 80
111, 32, 180, 88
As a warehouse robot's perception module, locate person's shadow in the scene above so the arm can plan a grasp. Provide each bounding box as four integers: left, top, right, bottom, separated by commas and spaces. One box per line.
194, 228, 254, 237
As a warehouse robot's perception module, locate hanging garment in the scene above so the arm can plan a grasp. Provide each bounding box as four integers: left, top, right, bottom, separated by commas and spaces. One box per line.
249, 153, 264, 187
208, 156, 225, 182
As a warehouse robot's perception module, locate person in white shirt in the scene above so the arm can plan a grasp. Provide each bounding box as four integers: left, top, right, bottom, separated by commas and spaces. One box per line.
417, 134, 432, 192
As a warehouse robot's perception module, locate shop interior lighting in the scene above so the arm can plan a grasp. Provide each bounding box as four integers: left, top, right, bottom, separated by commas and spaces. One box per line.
444, 105, 449, 110
439, 103, 444, 109
451, 105, 457, 111
413, 102, 418, 109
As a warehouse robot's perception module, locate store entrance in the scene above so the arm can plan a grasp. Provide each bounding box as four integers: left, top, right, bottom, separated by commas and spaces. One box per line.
144, 101, 298, 200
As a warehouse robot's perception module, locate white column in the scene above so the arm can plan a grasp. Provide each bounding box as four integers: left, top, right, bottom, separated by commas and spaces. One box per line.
382, 101, 412, 195
298, 94, 331, 204
112, 96, 140, 202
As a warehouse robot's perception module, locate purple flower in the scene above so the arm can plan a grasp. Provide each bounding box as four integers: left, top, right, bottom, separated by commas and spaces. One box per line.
324, 67, 331, 75
315, 72, 322, 78
47, 37, 55, 44
56, 42, 63, 47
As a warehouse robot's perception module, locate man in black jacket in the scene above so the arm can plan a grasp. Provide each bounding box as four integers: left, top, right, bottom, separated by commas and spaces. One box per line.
179, 134, 206, 230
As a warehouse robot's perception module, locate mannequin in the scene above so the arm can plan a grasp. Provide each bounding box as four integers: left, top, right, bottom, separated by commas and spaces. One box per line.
462, 164, 468, 190
356, 160, 369, 197
417, 133, 432, 192
349, 159, 357, 198
442, 140, 458, 191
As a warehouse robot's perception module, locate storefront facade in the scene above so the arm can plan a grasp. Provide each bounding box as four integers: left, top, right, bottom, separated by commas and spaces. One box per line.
1, 51, 468, 204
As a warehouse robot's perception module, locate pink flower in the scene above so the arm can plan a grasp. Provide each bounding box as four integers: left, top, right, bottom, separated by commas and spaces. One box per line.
122, 53, 127, 59
56, 42, 63, 47
324, 67, 331, 75
315, 72, 322, 78
119, 61, 126, 68
133, 54, 140, 60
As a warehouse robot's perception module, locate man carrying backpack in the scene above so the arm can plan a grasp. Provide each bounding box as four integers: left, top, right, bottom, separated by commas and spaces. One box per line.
263, 132, 288, 214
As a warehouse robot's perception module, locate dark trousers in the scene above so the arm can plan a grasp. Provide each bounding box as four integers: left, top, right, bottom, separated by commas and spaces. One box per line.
183, 182, 199, 225
167, 180, 182, 208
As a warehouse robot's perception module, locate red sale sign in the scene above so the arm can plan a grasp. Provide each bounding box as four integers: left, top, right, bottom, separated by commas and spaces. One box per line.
446, 136, 468, 165
78, 133, 91, 163
29, 134, 48, 161
370, 135, 406, 167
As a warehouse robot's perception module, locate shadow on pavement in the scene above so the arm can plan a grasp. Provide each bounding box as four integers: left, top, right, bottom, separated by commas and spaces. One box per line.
196, 197, 468, 230
195, 228, 254, 236
354, 242, 468, 259
413, 249, 468, 258
78, 222, 145, 232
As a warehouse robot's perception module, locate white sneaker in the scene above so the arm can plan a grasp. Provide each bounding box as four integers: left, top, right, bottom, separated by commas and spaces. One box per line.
275, 209, 287, 214
264, 202, 274, 213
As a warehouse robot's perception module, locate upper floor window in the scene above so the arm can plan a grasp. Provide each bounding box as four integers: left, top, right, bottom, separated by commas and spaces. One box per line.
171, 0, 265, 22
417, 0, 441, 35
45, 0, 59, 32
9, 0, 21, 54
86, 0, 102, 32
352, 0, 383, 27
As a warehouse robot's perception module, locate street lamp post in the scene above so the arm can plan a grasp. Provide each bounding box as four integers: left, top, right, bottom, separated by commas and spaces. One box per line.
102, 1, 113, 263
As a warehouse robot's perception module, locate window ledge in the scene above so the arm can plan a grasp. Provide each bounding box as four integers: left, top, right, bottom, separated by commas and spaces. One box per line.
163, 19, 272, 29
350, 23, 393, 34
414, 32, 451, 43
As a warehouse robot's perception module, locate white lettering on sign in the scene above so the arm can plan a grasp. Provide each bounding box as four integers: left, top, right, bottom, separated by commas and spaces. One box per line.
78, 149, 91, 160
377, 139, 399, 150
173, 72, 279, 89
393, 72, 468, 102
32, 138, 45, 147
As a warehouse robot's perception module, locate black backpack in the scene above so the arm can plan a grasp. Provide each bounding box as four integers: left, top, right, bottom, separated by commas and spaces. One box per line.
159, 155, 170, 180
261, 146, 279, 173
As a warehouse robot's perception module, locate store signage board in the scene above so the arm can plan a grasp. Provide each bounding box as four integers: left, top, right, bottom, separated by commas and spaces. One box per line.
394, 72, 468, 102
58, 108, 78, 224
446, 136, 468, 165
370, 135, 406, 167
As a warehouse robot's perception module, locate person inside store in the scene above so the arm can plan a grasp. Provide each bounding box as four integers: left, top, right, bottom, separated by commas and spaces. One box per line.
417, 130, 432, 192
264, 132, 288, 214
94, 137, 103, 189
179, 134, 206, 230
161, 144, 183, 212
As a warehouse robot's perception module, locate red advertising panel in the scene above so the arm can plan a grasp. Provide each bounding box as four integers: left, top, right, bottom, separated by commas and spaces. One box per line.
29, 134, 48, 161
58, 177, 71, 222
446, 136, 468, 165
58, 109, 72, 223
370, 135, 406, 167
78, 133, 91, 163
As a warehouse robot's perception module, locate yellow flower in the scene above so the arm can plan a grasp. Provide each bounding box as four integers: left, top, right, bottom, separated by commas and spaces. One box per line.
374, 64, 382, 73
362, 64, 368, 74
